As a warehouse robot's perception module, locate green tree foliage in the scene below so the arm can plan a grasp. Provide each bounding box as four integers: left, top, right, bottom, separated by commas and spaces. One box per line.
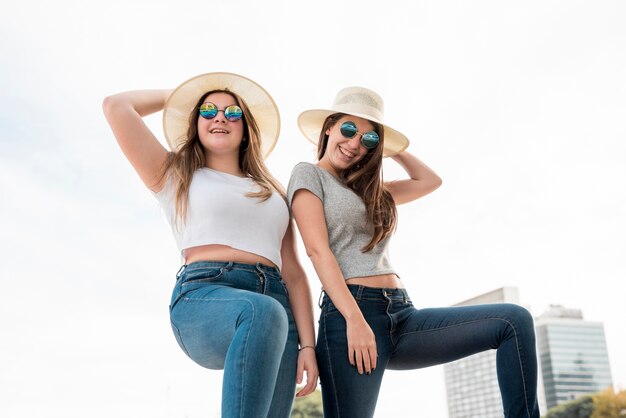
544, 395, 595, 418
291, 389, 323, 418
543, 388, 626, 418
591, 387, 626, 418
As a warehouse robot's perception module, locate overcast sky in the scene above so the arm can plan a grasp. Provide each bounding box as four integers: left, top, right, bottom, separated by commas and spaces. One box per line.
1, 1, 625, 417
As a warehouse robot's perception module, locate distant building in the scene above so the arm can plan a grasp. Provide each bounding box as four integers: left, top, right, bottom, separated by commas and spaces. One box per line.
444, 287, 520, 418
535, 305, 613, 410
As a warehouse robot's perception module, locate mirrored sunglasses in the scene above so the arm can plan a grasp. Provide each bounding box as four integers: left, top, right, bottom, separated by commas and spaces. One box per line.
199, 102, 243, 121
339, 121, 380, 150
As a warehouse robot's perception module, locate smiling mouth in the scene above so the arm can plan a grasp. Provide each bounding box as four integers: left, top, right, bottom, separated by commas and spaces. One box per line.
339, 145, 356, 158
210, 128, 229, 134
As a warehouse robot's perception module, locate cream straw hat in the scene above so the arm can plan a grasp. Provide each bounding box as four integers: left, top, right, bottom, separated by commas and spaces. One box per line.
163, 72, 280, 158
297, 86, 409, 157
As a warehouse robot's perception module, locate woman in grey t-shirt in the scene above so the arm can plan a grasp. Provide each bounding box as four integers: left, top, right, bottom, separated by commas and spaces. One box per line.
288, 87, 539, 418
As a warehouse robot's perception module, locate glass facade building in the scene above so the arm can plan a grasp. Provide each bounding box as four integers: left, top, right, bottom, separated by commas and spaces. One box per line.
535, 305, 613, 410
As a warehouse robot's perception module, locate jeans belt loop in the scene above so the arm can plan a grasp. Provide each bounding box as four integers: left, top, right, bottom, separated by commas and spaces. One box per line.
175, 264, 186, 280
255, 266, 267, 294
318, 290, 326, 308
355, 285, 364, 302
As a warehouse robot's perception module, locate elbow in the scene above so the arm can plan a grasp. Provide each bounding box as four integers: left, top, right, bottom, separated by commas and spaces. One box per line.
306, 245, 333, 265
102, 95, 116, 117
426, 176, 442, 196
432, 175, 443, 191
305, 247, 318, 261
102, 94, 125, 118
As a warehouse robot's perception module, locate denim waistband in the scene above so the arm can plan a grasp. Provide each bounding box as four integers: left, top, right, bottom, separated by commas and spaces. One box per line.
177, 261, 281, 280
321, 284, 410, 304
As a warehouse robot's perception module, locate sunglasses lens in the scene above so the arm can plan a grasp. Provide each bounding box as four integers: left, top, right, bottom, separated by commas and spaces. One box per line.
224, 105, 243, 121
340, 121, 358, 138
361, 132, 380, 149
199, 103, 218, 119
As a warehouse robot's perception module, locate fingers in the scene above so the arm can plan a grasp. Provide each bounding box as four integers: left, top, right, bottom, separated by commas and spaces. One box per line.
296, 350, 319, 397
296, 359, 304, 385
348, 346, 377, 375
370, 346, 378, 371
354, 350, 364, 375
296, 374, 318, 397
348, 347, 355, 367
295, 365, 319, 397
362, 350, 372, 374
346, 319, 377, 375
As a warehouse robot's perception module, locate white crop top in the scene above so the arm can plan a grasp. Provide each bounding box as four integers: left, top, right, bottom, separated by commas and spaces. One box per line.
153, 167, 289, 269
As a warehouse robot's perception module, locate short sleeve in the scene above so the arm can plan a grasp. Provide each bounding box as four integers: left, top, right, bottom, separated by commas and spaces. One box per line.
287, 162, 324, 205
150, 170, 176, 207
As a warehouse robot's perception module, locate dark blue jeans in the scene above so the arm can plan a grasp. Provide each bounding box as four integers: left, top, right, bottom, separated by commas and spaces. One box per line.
169, 261, 298, 418
317, 285, 539, 418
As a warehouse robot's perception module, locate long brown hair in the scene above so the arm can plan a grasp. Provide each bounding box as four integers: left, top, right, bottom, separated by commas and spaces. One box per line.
317, 113, 397, 251
161, 89, 285, 224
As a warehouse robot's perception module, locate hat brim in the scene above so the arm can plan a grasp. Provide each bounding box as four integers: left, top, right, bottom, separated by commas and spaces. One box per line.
297, 109, 409, 157
163, 72, 280, 158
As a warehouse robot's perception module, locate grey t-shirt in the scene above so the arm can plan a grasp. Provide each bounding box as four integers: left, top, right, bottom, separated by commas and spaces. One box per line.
287, 162, 397, 280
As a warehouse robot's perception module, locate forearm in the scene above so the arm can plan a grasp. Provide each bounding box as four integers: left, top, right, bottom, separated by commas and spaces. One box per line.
309, 249, 364, 322
285, 276, 316, 347
103, 89, 172, 118
385, 150, 442, 204
102, 89, 172, 190
391, 150, 441, 184
310, 249, 376, 374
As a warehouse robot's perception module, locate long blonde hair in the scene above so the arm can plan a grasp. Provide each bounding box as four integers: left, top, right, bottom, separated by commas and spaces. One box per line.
161, 89, 285, 224
317, 113, 397, 252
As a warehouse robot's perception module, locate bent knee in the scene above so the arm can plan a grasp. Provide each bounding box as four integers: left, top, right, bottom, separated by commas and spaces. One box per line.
500, 304, 535, 334
240, 296, 288, 335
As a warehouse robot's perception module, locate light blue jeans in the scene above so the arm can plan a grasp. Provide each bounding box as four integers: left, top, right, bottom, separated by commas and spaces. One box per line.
169, 261, 298, 418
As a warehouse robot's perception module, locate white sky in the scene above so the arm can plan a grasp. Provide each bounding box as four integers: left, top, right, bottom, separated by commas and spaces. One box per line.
1, 1, 625, 417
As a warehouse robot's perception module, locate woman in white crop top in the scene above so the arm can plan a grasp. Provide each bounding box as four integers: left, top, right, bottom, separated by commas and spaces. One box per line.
289, 87, 539, 417
103, 72, 317, 418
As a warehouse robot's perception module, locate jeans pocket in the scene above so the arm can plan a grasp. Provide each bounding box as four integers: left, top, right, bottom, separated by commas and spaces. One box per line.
279, 279, 289, 297
181, 267, 224, 286
323, 299, 341, 316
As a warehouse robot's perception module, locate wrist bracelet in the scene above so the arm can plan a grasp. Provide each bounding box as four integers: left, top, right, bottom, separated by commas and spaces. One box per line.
298, 345, 315, 352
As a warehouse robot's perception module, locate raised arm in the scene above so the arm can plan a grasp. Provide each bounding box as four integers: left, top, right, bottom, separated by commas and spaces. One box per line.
279, 220, 319, 396
102, 90, 172, 192
384, 150, 442, 205
291, 189, 377, 375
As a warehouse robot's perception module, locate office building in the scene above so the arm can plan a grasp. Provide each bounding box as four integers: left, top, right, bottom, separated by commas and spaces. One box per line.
535, 305, 613, 410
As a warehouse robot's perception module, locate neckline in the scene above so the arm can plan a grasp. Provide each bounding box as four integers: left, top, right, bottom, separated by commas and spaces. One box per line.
200, 167, 251, 180
312, 163, 350, 189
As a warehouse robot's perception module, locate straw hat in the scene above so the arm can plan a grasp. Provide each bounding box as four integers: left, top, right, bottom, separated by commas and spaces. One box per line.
163, 72, 280, 158
297, 86, 409, 157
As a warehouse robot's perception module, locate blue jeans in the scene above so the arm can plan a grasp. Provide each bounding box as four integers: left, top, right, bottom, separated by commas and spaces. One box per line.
317, 285, 540, 418
169, 261, 298, 418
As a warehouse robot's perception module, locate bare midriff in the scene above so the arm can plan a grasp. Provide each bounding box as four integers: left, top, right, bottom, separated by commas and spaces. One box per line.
345, 273, 404, 289
183, 244, 276, 268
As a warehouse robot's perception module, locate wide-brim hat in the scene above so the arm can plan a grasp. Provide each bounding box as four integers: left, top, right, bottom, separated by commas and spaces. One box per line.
297, 86, 409, 157
163, 72, 280, 158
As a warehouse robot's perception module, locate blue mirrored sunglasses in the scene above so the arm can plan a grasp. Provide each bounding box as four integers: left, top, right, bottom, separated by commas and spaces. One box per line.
339, 121, 379, 149
199, 102, 243, 121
